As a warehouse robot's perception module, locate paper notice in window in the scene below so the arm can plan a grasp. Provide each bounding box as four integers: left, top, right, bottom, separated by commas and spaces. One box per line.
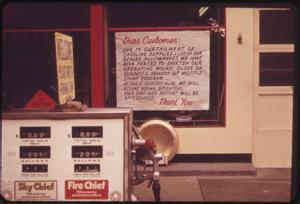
55, 32, 75, 104
115, 30, 210, 110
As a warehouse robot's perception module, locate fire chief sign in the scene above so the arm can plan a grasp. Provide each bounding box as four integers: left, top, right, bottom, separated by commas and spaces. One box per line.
65, 180, 108, 200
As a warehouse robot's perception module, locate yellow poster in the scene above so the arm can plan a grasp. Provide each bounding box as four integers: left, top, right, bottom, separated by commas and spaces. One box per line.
55, 32, 75, 104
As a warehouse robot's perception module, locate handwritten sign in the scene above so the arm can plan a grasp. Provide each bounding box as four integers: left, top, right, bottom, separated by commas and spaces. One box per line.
55, 32, 75, 104
115, 31, 210, 110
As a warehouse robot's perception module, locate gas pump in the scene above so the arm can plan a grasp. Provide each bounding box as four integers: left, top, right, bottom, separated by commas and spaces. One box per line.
131, 124, 162, 202
1, 32, 180, 202
1, 108, 165, 202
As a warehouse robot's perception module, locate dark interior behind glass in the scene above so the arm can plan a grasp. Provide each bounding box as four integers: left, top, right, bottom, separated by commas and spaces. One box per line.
106, 4, 225, 126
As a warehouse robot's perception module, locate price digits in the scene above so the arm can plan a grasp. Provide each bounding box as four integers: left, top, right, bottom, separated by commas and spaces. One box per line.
72, 146, 103, 158
79, 131, 99, 138
20, 146, 51, 158
20, 127, 51, 139
72, 126, 103, 138
74, 164, 100, 172
22, 164, 48, 173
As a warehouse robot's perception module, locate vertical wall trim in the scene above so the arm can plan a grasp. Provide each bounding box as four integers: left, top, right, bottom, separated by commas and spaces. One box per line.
90, 5, 105, 107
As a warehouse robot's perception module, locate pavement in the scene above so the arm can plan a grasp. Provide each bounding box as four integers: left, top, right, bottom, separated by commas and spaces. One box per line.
0, 162, 292, 202
133, 163, 292, 202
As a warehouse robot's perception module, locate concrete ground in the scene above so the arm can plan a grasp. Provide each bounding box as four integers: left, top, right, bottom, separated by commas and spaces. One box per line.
133, 163, 292, 202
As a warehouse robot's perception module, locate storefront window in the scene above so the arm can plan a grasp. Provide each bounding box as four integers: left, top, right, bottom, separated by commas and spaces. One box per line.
2, 3, 91, 110
107, 3, 225, 27
2, 3, 90, 29
2, 3, 225, 126
105, 3, 225, 126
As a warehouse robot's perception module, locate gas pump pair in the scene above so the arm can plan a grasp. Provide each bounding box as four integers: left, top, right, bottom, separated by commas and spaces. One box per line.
132, 125, 162, 202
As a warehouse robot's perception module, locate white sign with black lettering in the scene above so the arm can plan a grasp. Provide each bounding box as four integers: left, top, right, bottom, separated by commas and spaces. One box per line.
116, 30, 210, 110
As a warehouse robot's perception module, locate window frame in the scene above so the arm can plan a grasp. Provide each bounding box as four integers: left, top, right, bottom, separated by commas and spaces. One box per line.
104, 4, 227, 127
254, 8, 295, 91
2, 3, 97, 110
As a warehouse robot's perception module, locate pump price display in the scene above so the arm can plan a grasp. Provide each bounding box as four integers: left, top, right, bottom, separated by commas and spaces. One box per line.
74, 164, 100, 172
20, 146, 51, 159
72, 146, 103, 158
72, 126, 103, 138
20, 127, 51, 138
22, 164, 48, 173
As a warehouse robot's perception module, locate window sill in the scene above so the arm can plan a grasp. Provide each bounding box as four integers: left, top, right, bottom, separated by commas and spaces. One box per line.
256, 86, 294, 95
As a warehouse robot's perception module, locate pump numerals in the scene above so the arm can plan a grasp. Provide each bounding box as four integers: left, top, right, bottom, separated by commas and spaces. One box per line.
22, 164, 48, 173
74, 164, 100, 172
20, 127, 51, 138
72, 126, 103, 138
72, 146, 103, 158
20, 146, 51, 159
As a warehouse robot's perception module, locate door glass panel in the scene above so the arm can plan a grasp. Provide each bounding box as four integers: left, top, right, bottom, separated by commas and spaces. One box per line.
259, 10, 295, 44
259, 52, 294, 86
